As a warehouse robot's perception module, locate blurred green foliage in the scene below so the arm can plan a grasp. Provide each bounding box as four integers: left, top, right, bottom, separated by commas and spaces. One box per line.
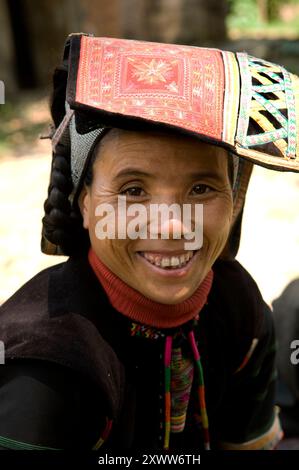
228, 0, 259, 29
227, 0, 299, 35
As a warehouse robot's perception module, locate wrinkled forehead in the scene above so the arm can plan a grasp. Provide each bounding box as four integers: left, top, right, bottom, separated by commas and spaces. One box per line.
97, 128, 228, 158
92, 127, 232, 179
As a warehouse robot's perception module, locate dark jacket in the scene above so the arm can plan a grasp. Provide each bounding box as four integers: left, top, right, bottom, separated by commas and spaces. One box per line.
273, 279, 299, 437
0, 254, 278, 451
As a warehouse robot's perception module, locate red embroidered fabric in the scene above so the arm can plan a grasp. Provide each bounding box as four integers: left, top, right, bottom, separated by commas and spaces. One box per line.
75, 37, 225, 141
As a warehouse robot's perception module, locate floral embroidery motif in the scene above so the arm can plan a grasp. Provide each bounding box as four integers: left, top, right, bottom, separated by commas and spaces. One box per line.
129, 58, 174, 85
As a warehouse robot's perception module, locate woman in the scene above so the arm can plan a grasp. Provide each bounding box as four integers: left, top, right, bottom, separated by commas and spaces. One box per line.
0, 34, 298, 452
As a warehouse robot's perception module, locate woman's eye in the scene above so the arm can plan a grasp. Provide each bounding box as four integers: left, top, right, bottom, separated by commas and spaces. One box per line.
121, 187, 145, 197
191, 184, 212, 195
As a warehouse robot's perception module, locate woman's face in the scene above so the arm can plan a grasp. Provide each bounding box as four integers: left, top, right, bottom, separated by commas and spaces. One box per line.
80, 129, 233, 304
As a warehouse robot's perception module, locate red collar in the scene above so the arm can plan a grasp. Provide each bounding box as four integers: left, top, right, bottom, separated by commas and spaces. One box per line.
88, 248, 213, 328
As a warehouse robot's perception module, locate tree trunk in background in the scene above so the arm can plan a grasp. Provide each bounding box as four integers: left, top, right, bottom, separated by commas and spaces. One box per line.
122, 0, 227, 44
79, 0, 122, 37
257, 0, 269, 23
121, 0, 182, 43
22, 0, 123, 87
1, 0, 228, 89
178, 0, 228, 44
23, 0, 83, 89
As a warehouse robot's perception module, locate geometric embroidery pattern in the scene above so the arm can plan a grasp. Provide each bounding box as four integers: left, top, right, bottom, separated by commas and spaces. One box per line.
68, 35, 299, 172
236, 54, 297, 159
75, 37, 225, 141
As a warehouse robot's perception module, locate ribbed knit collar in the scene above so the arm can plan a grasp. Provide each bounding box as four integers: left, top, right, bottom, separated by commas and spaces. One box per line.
88, 248, 213, 329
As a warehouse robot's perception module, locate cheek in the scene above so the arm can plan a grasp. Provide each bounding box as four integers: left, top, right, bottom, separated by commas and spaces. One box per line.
88, 229, 133, 276
203, 197, 233, 244
86, 201, 133, 265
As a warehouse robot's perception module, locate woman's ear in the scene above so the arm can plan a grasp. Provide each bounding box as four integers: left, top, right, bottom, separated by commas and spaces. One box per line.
78, 185, 90, 230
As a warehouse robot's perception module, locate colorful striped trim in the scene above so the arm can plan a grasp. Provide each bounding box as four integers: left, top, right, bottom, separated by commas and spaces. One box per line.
0, 422, 113, 451
245, 128, 287, 147
234, 338, 259, 374
252, 91, 288, 128
291, 73, 299, 160
282, 67, 297, 158
222, 51, 240, 145
170, 347, 194, 434
163, 330, 211, 451
235, 53, 298, 163
92, 418, 113, 450
249, 109, 287, 155
0, 435, 62, 450
188, 331, 210, 450
253, 83, 284, 93
163, 335, 173, 450
236, 53, 251, 147
130, 322, 164, 340
252, 63, 284, 83
219, 409, 283, 450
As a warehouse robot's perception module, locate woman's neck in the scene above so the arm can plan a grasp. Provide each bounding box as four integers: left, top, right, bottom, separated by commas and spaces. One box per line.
88, 248, 213, 329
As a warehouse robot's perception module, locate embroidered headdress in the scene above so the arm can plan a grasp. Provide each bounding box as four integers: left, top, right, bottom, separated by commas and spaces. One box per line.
42, 33, 299, 256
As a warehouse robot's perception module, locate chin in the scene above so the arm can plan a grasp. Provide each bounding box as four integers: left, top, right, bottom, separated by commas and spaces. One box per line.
139, 285, 195, 305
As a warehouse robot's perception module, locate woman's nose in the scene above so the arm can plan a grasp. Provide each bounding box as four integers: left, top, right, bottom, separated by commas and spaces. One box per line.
149, 217, 190, 240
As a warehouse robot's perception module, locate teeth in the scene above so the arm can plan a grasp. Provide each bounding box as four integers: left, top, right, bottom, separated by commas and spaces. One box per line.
171, 256, 180, 267
180, 254, 185, 264
142, 251, 194, 269
161, 258, 170, 268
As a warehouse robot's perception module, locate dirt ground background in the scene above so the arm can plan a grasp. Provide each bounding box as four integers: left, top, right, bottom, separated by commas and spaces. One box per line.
0, 94, 299, 307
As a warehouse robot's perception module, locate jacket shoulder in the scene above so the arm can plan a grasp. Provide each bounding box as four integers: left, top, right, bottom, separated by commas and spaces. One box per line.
0, 261, 67, 314
212, 258, 268, 326
209, 258, 272, 371
0, 257, 125, 420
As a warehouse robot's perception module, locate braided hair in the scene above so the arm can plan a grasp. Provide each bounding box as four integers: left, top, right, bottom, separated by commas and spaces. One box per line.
42, 65, 95, 256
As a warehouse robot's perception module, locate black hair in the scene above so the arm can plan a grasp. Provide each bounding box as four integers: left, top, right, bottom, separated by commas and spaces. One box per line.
42, 65, 90, 256
83, 141, 101, 188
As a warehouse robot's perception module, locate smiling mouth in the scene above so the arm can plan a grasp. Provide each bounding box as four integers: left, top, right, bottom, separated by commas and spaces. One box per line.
137, 250, 197, 270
